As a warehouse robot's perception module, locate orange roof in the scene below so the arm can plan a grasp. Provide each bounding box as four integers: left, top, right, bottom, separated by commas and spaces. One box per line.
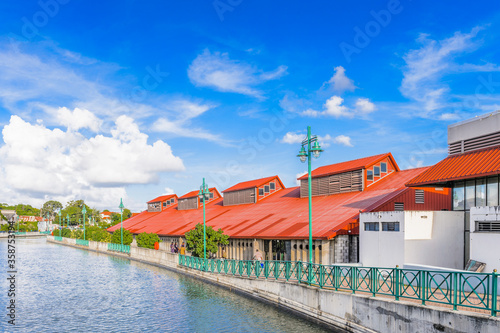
108, 168, 428, 240
223, 176, 283, 193
298, 153, 398, 180
407, 146, 500, 187
147, 194, 176, 203
179, 187, 218, 199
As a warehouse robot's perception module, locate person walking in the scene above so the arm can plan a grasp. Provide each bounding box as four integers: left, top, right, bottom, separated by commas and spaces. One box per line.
180, 242, 186, 255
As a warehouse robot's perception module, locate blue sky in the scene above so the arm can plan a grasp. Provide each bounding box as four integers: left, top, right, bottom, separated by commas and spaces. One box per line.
0, 0, 499, 211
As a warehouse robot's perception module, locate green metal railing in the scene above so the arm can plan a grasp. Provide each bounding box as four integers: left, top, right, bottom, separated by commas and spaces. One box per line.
39, 231, 51, 235
54, 236, 63, 241
108, 243, 130, 254
15, 232, 27, 235
179, 256, 499, 316
76, 239, 89, 246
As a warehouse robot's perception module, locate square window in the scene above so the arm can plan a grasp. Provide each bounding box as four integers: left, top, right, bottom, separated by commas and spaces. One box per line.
163, 202, 167, 207
382, 222, 400, 231
210, 192, 214, 199
381, 162, 387, 173
270, 182, 275, 190
264, 185, 270, 193
364, 222, 379, 231
259, 189, 264, 196
367, 170, 373, 181
374, 166, 380, 177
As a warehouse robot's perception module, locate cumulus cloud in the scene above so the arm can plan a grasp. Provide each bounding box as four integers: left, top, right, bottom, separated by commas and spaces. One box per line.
0, 115, 184, 209
56, 107, 102, 132
323, 66, 356, 94
354, 98, 377, 114
188, 49, 287, 98
164, 187, 175, 195
281, 132, 353, 147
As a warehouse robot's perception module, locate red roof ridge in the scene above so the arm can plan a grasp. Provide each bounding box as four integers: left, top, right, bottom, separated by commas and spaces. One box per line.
298, 152, 397, 180
223, 175, 283, 193
179, 187, 218, 199
147, 194, 177, 203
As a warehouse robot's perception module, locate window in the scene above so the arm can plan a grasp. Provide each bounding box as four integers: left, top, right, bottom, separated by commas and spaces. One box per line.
209, 192, 214, 199
367, 170, 373, 181
381, 162, 387, 173
476, 179, 486, 207
465, 180, 475, 210
476, 221, 500, 232
264, 185, 270, 193
487, 177, 499, 207
394, 202, 404, 211
415, 189, 424, 204
163, 202, 167, 207
374, 166, 380, 177
382, 222, 400, 231
259, 189, 264, 196
171, 198, 175, 203
453, 181, 465, 210
270, 182, 275, 190
364, 222, 379, 231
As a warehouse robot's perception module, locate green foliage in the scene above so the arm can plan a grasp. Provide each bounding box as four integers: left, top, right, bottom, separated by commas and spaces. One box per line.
41, 200, 63, 220
1, 224, 9, 231
110, 209, 132, 225
72, 229, 84, 239
185, 223, 229, 258
136, 232, 161, 249
85, 226, 111, 242
61, 228, 71, 238
111, 229, 133, 245
53, 229, 61, 236
0, 203, 40, 216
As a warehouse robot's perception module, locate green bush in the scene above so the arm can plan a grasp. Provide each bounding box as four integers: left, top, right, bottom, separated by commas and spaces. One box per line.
136, 232, 161, 249
72, 229, 84, 239
85, 226, 111, 242
111, 229, 133, 245
185, 223, 229, 258
53, 229, 61, 236
61, 228, 71, 238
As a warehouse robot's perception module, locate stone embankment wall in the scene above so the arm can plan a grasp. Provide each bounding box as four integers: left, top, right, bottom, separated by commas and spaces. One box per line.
47, 236, 500, 333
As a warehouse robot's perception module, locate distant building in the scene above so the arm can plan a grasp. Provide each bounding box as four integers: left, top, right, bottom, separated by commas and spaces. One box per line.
108, 152, 449, 265
0, 210, 17, 225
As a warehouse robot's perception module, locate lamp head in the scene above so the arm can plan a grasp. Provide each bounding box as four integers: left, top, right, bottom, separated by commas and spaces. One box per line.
311, 141, 323, 159
297, 146, 307, 163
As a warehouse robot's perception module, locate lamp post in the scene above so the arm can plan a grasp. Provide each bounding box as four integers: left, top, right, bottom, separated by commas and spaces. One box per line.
119, 198, 124, 246
198, 178, 210, 270
46, 213, 50, 232
297, 126, 323, 284
82, 205, 87, 241
66, 214, 70, 231
58, 209, 62, 237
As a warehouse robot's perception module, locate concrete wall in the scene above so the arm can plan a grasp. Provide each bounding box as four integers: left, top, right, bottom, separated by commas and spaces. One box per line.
470, 206, 500, 272
359, 211, 405, 267
404, 211, 464, 269
360, 211, 464, 269
448, 110, 500, 144
47, 236, 500, 333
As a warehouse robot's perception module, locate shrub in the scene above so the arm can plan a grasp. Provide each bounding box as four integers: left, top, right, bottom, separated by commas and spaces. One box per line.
137, 232, 161, 249
85, 226, 111, 242
61, 228, 71, 238
111, 229, 133, 245
185, 223, 229, 258
53, 229, 61, 236
72, 230, 84, 239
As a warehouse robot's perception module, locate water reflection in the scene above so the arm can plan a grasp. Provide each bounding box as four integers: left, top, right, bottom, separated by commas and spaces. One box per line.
0, 239, 332, 332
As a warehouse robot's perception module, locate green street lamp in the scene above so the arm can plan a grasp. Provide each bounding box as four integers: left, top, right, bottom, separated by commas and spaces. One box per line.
66, 214, 70, 230
58, 209, 62, 237
297, 126, 323, 284
82, 205, 87, 241
119, 198, 124, 246
46, 213, 50, 232
198, 178, 210, 270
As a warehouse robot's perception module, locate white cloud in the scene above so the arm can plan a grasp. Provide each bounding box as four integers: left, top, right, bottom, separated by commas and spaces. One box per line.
295, 171, 307, 185
56, 107, 102, 132
399, 27, 500, 116
188, 49, 287, 98
164, 187, 175, 195
0, 114, 184, 209
301, 96, 352, 118
355, 98, 377, 114
333, 135, 353, 147
439, 112, 462, 121
281, 132, 353, 148
323, 66, 356, 94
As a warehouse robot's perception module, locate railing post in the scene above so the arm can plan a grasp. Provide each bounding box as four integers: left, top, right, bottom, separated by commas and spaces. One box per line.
264, 260, 269, 278
394, 265, 400, 301
492, 269, 498, 317
319, 264, 324, 288
421, 270, 426, 305
351, 267, 356, 294
453, 272, 458, 311
372, 267, 377, 297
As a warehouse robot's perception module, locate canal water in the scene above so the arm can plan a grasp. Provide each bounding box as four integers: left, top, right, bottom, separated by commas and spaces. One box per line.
0, 238, 331, 332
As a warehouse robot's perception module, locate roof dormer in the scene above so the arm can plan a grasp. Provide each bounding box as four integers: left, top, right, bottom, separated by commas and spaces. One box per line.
177, 188, 221, 211
222, 176, 284, 206
147, 194, 178, 212
298, 153, 399, 198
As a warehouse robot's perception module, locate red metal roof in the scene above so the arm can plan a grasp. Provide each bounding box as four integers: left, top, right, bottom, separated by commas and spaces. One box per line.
298, 152, 399, 180
406, 146, 500, 187
223, 176, 283, 193
108, 167, 429, 240
147, 194, 177, 203
179, 187, 219, 199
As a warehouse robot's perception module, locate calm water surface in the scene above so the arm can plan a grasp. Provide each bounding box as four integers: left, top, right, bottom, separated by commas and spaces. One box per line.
0, 238, 331, 332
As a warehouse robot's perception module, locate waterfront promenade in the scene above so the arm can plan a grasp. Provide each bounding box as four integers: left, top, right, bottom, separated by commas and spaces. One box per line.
47, 236, 500, 333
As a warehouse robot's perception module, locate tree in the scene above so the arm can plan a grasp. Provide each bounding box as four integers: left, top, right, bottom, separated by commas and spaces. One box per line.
41, 201, 63, 220
137, 232, 161, 249
111, 229, 133, 245
185, 223, 229, 258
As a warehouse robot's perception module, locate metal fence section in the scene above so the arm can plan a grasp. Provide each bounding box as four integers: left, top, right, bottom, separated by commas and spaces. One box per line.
54, 236, 63, 241
107, 243, 130, 254
76, 239, 89, 246
178, 256, 499, 316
